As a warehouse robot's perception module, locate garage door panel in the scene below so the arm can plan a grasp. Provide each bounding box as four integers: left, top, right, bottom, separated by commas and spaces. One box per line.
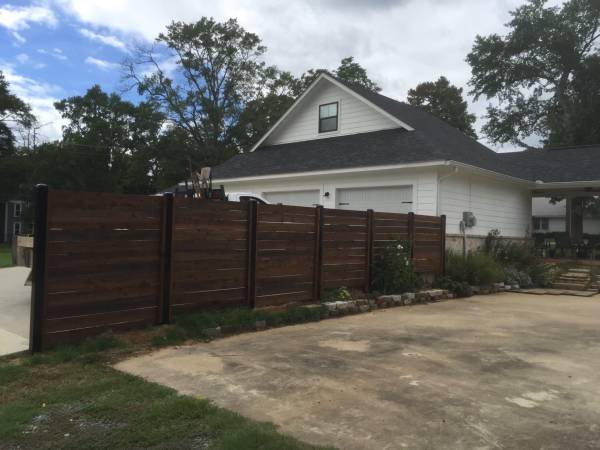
263, 190, 320, 207
337, 186, 413, 213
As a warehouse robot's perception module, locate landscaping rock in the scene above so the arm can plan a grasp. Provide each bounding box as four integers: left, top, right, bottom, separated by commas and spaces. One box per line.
359, 305, 370, 313
204, 327, 221, 338
254, 320, 267, 331
402, 292, 415, 305
368, 299, 378, 310
390, 295, 403, 306
446, 292, 455, 299
416, 292, 429, 303
470, 286, 480, 294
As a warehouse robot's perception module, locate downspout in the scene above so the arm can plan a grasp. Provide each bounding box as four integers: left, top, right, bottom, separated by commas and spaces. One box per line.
437, 164, 459, 256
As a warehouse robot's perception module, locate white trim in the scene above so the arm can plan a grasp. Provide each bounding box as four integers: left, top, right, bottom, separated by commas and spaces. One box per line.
213, 160, 447, 183
446, 161, 532, 185
13, 221, 21, 236
249, 73, 413, 152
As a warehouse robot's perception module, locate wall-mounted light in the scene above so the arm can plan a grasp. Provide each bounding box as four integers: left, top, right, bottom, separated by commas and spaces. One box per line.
323, 192, 330, 197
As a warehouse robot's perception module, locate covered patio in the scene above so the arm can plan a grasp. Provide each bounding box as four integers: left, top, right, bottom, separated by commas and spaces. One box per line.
532, 184, 600, 260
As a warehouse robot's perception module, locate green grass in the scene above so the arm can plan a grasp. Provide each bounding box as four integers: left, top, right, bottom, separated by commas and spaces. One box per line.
0, 243, 12, 268
152, 305, 328, 347
0, 335, 332, 450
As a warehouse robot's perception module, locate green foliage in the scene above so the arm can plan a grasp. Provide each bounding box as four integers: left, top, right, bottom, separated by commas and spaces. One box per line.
152, 306, 328, 347
0, 70, 35, 156
320, 287, 353, 303
299, 56, 381, 93
407, 76, 477, 138
26, 332, 123, 365
0, 243, 12, 268
0, 360, 326, 449
446, 251, 505, 286
467, 0, 600, 148
126, 17, 270, 166
371, 239, 421, 294
435, 276, 473, 298
484, 229, 554, 287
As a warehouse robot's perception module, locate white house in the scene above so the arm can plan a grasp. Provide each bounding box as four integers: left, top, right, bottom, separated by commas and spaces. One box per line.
202, 72, 600, 249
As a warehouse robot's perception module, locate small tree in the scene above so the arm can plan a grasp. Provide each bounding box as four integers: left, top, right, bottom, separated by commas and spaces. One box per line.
371, 240, 421, 294
407, 76, 477, 138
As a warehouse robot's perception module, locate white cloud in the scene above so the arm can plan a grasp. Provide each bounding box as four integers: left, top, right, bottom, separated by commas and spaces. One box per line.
11, 30, 26, 43
84, 56, 120, 71
16, 53, 29, 64
0, 64, 65, 141
38, 47, 68, 61
79, 28, 128, 52
0, 4, 57, 30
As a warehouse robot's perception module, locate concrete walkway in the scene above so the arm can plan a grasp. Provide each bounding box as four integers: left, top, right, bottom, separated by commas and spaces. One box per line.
0, 266, 31, 356
117, 294, 600, 450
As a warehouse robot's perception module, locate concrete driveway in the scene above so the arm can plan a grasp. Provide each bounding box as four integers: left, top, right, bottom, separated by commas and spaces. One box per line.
117, 294, 600, 450
0, 266, 31, 356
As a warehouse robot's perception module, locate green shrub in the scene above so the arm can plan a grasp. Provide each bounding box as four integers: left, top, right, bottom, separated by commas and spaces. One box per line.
321, 287, 353, 303
371, 239, 421, 294
435, 276, 473, 298
446, 251, 504, 286
485, 229, 553, 287
504, 267, 533, 288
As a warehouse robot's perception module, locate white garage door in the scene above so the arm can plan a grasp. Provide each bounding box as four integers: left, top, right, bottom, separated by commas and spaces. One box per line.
263, 190, 321, 207
337, 186, 413, 213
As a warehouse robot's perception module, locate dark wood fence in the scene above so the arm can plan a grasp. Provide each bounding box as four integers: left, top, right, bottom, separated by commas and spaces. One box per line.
30, 186, 445, 350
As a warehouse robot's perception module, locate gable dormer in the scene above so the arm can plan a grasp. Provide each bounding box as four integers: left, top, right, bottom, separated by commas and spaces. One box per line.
253, 73, 412, 150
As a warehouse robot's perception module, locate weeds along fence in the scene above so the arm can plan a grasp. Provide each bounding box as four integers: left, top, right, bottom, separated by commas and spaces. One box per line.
30, 185, 446, 351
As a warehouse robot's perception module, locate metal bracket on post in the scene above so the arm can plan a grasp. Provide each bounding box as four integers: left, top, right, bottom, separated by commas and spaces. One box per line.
30, 184, 48, 353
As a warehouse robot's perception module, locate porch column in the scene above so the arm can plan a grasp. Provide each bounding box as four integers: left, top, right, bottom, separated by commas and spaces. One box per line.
566, 196, 584, 241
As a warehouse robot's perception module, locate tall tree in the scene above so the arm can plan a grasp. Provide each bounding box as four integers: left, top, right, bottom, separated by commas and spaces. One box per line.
299, 56, 381, 92
52, 85, 165, 193
0, 70, 34, 156
407, 76, 478, 138
125, 17, 273, 165
467, 0, 600, 149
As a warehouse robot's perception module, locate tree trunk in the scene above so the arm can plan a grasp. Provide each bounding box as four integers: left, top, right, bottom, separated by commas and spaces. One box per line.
566, 197, 584, 242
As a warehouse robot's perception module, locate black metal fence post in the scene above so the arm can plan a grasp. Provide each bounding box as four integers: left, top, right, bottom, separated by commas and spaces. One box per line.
30, 184, 48, 352
440, 214, 447, 276
365, 209, 374, 293
160, 193, 174, 324
247, 201, 258, 308
408, 212, 416, 259
313, 205, 324, 302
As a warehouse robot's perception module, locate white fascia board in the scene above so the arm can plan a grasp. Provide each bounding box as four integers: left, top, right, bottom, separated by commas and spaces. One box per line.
249, 73, 413, 152
213, 160, 447, 184
446, 160, 532, 185
532, 180, 600, 189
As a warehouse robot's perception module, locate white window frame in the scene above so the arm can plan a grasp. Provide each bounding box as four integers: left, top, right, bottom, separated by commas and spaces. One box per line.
13, 221, 21, 236
13, 202, 21, 218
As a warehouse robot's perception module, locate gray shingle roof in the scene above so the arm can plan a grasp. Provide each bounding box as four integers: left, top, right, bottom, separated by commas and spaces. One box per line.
213, 75, 600, 183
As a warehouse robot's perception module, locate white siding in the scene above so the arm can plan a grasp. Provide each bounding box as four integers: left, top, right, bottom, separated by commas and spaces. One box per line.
265, 80, 398, 146
440, 173, 531, 238
219, 167, 438, 215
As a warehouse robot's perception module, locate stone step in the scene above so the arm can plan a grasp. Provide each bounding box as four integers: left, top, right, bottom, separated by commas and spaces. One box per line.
557, 274, 590, 281
569, 268, 592, 273
552, 282, 590, 291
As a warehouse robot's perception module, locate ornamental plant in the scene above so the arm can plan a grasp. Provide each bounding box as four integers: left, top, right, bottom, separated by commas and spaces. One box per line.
371, 239, 421, 294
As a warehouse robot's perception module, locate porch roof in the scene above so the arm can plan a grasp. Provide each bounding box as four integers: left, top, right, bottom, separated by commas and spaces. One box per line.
499, 145, 600, 183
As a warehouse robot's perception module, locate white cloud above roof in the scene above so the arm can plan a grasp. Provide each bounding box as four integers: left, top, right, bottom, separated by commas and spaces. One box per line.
0, 4, 57, 30
84, 56, 119, 71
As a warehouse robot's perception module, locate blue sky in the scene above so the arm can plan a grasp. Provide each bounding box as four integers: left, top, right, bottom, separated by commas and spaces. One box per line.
0, 0, 555, 149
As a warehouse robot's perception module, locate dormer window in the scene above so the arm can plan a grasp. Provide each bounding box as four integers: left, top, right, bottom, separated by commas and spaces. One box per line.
319, 102, 338, 133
